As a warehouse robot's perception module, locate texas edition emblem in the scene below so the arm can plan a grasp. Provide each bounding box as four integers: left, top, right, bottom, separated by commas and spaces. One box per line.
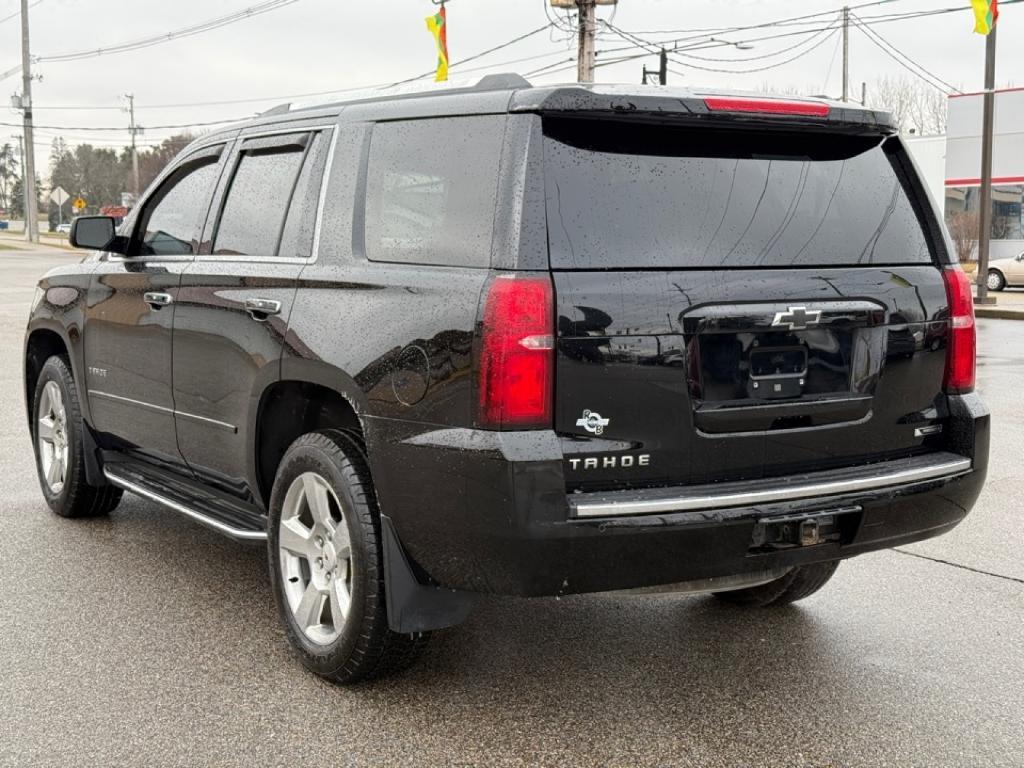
576, 409, 610, 435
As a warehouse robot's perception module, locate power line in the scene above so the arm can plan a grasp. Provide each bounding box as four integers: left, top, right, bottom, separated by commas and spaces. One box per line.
595, 1, 1020, 83
383, 22, 554, 88
671, 21, 839, 63
595, 16, 850, 59
522, 57, 576, 78
27, 48, 571, 112
603, 16, 842, 67
613, 0, 934, 36
0, 0, 41, 26
602, 0, 1022, 57
851, 11, 961, 93
603, 19, 843, 76
0, 118, 236, 132
0, 0, 304, 81
4, 23, 562, 133
669, 28, 841, 75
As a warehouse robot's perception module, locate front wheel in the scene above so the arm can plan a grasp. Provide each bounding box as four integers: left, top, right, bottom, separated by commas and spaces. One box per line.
712, 561, 840, 607
987, 269, 1006, 292
267, 429, 428, 684
32, 355, 122, 518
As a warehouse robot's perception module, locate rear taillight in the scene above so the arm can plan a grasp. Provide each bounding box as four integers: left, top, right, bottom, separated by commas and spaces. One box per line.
703, 96, 830, 117
477, 274, 554, 429
942, 267, 976, 394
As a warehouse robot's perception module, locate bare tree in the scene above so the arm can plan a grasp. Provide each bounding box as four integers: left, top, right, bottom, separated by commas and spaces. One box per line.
866, 75, 948, 135
947, 209, 979, 264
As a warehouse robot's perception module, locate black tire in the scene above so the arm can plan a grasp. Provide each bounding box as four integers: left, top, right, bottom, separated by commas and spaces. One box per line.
987, 269, 1006, 292
31, 355, 122, 518
267, 429, 429, 684
712, 561, 840, 608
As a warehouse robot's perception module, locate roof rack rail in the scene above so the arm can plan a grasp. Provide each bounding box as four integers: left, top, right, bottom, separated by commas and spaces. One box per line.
259, 102, 293, 117
474, 73, 531, 91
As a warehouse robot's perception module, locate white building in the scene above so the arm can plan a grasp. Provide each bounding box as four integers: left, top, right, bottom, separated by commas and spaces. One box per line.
907, 87, 1024, 261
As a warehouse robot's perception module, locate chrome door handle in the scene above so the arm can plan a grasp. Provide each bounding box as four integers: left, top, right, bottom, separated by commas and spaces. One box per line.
143, 292, 173, 309
244, 297, 282, 320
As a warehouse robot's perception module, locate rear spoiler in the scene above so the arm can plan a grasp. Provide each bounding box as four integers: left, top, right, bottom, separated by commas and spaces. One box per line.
509, 87, 896, 134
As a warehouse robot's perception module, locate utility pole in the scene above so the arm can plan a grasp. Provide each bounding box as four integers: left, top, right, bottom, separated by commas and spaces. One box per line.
20, 0, 38, 242
14, 134, 25, 215
841, 6, 850, 102
642, 48, 667, 85
576, 0, 596, 83
976, 25, 998, 304
124, 93, 141, 201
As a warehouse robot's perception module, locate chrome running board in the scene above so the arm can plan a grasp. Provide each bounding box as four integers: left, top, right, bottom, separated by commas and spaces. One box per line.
104, 465, 268, 542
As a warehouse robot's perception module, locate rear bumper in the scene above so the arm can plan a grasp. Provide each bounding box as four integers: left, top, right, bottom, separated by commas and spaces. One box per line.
365, 393, 989, 597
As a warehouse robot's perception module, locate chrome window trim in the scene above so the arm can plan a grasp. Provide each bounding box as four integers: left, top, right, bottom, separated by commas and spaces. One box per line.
569, 454, 972, 519
190, 124, 337, 266
309, 124, 340, 266
183, 124, 338, 266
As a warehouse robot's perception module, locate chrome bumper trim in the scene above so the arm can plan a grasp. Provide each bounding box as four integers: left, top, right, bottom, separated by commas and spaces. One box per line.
103, 467, 267, 542
569, 453, 972, 519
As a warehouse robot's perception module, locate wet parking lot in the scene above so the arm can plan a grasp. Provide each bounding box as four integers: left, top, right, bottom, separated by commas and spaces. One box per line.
1, 250, 1022, 767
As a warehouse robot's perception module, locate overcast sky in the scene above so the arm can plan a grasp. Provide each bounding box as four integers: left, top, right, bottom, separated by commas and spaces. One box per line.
1, 0, 1019, 174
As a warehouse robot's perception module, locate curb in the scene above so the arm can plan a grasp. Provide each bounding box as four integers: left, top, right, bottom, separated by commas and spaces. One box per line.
975, 307, 1024, 320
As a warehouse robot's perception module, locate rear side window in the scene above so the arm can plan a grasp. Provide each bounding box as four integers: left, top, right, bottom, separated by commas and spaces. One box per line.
543, 118, 933, 269
213, 137, 310, 257
363, 116, 505, 268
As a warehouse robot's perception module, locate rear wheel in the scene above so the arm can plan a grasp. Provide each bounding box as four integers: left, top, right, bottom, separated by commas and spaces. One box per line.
267, 429, 428, 684
712, 561, 840, 607
32, 356, 122, 518
987, 269, 1006, 291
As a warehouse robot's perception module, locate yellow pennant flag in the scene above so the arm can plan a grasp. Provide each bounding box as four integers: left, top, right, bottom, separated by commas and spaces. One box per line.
426, 6, 448, 82
971, 0, 999, 34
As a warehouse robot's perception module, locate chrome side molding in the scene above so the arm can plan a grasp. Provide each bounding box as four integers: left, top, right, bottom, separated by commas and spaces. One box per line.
103, 467, 268, 542
570, 453, 972, 519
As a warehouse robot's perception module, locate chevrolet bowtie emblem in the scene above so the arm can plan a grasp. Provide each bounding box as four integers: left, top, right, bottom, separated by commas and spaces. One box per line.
771, 306, 821, 331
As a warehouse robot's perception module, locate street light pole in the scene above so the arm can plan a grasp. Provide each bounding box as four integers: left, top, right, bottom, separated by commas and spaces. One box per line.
20, 0, 38, 243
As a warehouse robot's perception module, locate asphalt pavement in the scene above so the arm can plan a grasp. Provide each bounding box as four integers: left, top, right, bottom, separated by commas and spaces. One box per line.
1, 249, 1022, 768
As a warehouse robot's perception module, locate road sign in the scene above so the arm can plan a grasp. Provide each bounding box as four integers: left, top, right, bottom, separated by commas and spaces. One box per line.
50, 186, 69, 206
72, 197, 86, 212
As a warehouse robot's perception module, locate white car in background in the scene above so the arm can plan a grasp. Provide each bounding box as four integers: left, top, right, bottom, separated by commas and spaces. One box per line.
55, 223, 71, 235
986, 252, 1024, 291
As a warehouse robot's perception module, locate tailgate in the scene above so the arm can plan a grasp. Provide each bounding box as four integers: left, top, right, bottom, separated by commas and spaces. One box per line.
541, 115, 950, 492
555, 267, 949, 490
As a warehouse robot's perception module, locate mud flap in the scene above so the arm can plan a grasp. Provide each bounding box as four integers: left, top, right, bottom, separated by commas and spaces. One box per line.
380, 514, 478, 633
81, 421, 107, 487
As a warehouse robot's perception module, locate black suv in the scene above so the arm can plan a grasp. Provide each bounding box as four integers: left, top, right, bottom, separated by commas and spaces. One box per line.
25, 76, 989, 683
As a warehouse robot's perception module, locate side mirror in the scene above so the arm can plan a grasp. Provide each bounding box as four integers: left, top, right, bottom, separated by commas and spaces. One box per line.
69, 216, 125, 253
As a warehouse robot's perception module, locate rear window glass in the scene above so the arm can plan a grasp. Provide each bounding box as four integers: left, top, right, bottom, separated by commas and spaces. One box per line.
543, 118, 933, 269
363, 116, 505, 268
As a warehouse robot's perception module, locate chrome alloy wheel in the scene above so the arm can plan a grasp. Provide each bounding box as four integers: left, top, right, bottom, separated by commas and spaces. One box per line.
278, 472, 353, 645
37, 380, 69, 494
987, 271, 1003, 290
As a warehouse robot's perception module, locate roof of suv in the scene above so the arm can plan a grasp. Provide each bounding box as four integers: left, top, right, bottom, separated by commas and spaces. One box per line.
202, 73, 896, 145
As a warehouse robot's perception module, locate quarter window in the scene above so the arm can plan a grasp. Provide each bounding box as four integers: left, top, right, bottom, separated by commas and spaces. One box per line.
363, 116, 505, 268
